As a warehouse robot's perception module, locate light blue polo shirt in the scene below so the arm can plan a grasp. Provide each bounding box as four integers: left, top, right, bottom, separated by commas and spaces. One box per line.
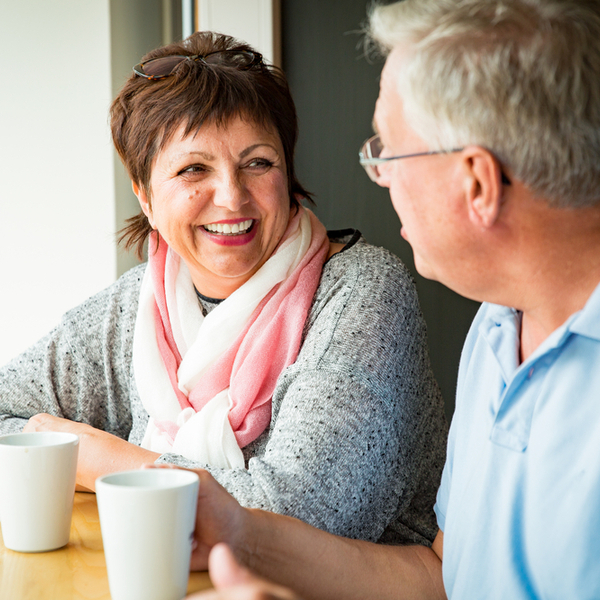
435, 281, 600, 599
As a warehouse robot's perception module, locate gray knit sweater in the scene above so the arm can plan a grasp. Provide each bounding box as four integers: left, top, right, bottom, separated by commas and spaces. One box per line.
0, 231, 447, 545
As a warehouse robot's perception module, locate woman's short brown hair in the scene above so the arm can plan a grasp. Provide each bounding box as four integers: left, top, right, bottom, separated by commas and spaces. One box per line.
111, 31, 311, 259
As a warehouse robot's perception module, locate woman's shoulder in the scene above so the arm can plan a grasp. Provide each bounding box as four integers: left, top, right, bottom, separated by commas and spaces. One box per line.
111, 262, 148, 293
297, 230, 435, 404
304, 229, 424, 353
61, 263, 147, 329
323, 229, 416, 297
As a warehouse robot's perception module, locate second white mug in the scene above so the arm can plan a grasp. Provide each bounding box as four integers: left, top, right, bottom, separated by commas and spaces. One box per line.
96, 468, 199, 600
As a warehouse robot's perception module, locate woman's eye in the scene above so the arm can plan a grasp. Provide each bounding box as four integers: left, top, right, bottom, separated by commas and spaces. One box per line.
178, 164, 207, 176
245, 158, 274, 171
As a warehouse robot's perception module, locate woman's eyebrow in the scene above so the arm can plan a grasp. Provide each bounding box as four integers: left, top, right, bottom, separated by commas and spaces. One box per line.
171, 150, 215, 163
167, 145, 278, 165
239, 143, 278, 159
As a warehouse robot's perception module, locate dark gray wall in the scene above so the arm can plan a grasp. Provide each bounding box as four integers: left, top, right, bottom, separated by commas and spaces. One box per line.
281, 0, 480, 421
111, 0, 164, 276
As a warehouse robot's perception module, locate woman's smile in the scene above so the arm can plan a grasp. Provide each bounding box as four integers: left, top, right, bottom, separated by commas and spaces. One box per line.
200, 218, 258, 246
202, 218, 254, 235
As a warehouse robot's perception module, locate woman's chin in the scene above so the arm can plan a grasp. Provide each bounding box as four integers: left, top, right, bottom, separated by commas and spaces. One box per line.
190, 260, 265, 298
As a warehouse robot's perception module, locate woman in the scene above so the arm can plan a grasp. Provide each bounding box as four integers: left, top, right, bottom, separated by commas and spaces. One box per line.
0, 32, 447, 546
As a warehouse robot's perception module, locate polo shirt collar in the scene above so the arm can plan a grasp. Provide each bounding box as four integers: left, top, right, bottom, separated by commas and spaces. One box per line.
478, 279, 600, 452
478, 304, 520, 383
480, 279, 600, 374
568, 280, 600, 341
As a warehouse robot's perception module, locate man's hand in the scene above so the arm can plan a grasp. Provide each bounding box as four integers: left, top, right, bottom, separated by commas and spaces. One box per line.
185, 469, 249, 571
146, 465, 248, 571
187, 544, 299, 600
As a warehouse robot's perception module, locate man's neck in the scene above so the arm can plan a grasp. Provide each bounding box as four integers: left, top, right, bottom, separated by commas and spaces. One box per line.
515, 205, 600, 362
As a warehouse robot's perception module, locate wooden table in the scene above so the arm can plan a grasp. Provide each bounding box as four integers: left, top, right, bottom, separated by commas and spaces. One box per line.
0, 492, 213, 599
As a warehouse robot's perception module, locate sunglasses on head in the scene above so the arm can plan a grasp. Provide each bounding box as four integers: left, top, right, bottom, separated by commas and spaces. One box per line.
133, 49, 264, 80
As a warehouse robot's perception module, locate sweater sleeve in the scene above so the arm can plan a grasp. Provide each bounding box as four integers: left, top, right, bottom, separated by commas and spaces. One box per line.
0, 267, 145, 439
157, 240, 447, 545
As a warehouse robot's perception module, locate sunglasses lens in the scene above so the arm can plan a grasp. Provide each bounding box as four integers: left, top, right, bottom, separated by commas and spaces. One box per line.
134, 51, 262, 80
139, 56, 188, 78
203, 51, 260, 68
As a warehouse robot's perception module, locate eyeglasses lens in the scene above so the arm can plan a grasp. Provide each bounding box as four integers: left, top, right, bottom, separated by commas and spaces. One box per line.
364, 136, 384, 181
370, 136, 384, 159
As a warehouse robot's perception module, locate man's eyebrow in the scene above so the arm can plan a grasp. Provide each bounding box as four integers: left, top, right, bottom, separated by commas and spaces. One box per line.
372, 119, 379, 134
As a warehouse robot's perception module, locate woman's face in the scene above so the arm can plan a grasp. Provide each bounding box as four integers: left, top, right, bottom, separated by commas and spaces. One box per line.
135, 117, 292, 298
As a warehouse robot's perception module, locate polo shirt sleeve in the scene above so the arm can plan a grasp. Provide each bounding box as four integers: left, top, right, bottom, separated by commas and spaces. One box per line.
434, 460, 451, 531
433, 302, 490, 533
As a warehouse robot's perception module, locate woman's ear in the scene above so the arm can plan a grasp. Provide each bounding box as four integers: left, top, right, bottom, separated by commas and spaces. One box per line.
461, 147, 504, 230
132, 181, 155, 227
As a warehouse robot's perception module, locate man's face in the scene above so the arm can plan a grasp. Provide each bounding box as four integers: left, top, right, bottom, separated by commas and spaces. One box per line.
373, 47, 469, 286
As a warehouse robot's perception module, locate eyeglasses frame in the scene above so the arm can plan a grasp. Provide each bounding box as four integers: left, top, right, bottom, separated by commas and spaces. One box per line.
359, 134, 511, 185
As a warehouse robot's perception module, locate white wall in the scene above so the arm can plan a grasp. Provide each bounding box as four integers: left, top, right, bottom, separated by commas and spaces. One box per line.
0, 0, 163, 365
197, 0, 280, 66
0, 0, 116, 364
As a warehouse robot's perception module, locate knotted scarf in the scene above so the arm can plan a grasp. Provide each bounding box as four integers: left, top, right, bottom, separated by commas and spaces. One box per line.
133, 207, 328, 468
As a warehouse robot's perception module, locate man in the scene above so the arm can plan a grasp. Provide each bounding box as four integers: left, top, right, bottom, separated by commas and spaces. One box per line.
185, 0, 600, 597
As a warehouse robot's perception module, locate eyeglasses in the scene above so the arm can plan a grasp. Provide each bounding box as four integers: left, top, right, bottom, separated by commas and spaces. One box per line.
359, 134, 511, 185
359, 134, 464, 182
133, 50, 264, 80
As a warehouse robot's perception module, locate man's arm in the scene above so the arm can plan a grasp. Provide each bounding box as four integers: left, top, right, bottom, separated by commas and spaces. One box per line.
189, 469, 446, 600
242, 511, 444, 600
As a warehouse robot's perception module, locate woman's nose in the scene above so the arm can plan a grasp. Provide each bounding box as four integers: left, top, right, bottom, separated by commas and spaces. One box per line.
211, 173, 249, 211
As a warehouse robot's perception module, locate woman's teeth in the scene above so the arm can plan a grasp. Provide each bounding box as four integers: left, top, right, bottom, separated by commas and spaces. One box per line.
203, 219, 253, 235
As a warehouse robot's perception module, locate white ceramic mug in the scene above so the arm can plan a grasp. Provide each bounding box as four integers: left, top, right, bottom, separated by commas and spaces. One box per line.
96, 468, 199, 600
0, 431, 79, 552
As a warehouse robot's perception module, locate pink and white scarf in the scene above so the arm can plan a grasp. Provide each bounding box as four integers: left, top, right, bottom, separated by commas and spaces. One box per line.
133, 207, 328, 468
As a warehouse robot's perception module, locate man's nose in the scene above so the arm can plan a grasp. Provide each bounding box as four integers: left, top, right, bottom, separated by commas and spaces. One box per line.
376, 163, 393, 188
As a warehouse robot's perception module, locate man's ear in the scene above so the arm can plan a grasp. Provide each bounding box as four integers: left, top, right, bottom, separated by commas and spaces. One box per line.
132, 181, 155, 228
461, 147, 504, 229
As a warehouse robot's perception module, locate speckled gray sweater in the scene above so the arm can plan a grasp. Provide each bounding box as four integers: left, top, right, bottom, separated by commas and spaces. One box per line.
0, 231, 447, 546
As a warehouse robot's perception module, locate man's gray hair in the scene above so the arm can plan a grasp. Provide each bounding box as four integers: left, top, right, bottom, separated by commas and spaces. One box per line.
368, 0, 600, 208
